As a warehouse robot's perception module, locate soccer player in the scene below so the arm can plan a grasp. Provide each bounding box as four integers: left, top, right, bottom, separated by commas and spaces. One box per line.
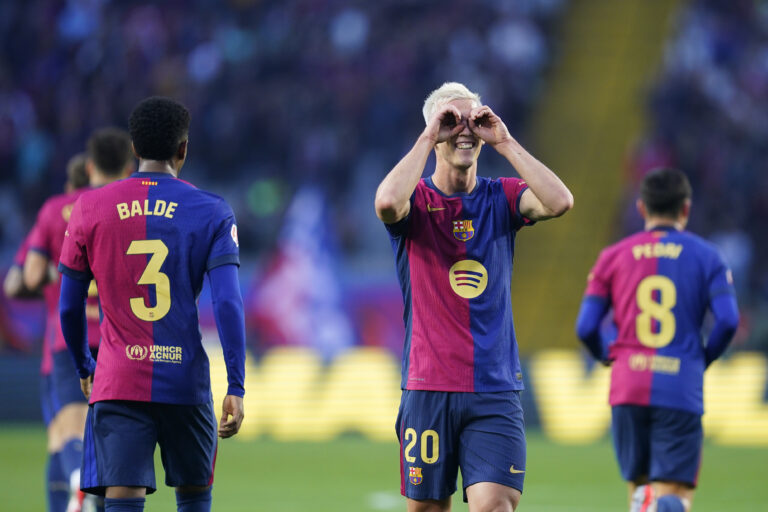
58, 96, 245, 512
375, 82, 573, 512
25, 135, 134, 512
575, 168, 740, 512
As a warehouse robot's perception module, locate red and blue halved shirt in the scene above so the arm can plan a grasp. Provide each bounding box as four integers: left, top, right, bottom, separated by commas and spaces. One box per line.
585, 227, 736, 415
385, 176, 533, 392
59, 172, 241, 405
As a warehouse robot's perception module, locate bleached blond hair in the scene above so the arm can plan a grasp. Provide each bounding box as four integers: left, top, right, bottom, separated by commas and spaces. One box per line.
422, 82, 482, 125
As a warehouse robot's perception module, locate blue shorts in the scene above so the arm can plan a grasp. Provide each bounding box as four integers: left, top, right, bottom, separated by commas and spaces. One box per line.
40, 374, 61, 426
612, 405, 702, 487
81, 400, 218, 496
395, 390, 526, 502
52, 349, 98, 407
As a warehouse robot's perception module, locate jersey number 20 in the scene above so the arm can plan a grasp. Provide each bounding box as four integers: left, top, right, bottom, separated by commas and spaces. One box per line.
636, 275, 676, 348
127, 240, 171, 322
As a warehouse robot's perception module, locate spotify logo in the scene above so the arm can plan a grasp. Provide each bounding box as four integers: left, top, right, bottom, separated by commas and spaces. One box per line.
449, 260, 488, 299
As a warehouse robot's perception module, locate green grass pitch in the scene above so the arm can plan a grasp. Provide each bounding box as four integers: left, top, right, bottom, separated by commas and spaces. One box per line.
0, 425, 764, 511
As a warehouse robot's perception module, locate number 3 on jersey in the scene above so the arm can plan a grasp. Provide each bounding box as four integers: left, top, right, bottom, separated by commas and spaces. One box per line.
127, 239, 171, 321
636, 275, 676, 348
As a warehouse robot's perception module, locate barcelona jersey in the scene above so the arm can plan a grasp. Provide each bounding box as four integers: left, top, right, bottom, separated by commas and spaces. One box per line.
28, 189, 101, 359
58, 171, 240, 405
585, 226, 735, 415
385, 176, 532, 392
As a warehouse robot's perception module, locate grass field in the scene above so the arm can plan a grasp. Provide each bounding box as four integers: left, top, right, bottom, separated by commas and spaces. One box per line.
0, 425, 765, 511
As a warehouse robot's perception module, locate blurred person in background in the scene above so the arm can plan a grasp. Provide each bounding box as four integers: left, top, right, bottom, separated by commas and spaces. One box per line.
375, 82, 573, 512
24, 130, 135, 512
576, 168, 740, 512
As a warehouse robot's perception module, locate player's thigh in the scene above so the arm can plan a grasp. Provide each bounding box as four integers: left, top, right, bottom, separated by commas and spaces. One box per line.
396, 390, 459, 501
84, 400, 159, 495
54, 402, 89, 439
458, 392, 526, 499
156, 401, 217, 488
611, 405, 652, 482
649, 407, 702, 487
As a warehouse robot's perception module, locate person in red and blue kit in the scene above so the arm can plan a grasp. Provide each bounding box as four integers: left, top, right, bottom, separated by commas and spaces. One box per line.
58, 97, 246, 512
375, 82, 573, 512
576, 168, 740, 512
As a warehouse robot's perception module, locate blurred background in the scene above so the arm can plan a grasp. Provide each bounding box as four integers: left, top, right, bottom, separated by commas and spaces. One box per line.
0, 0, 767, 510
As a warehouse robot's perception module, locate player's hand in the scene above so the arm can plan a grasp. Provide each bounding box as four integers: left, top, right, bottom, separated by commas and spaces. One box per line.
218, 394, 244, 439
80, 375, 93, 400
468, 106, 511, 146
423, 104, 464, 145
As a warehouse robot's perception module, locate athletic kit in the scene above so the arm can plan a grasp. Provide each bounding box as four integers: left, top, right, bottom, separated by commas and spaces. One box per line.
385, 176, 533, 499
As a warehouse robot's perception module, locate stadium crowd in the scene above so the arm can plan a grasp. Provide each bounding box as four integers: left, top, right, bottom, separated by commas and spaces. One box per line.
627, 0, 768, 351
0, 0, 566, 263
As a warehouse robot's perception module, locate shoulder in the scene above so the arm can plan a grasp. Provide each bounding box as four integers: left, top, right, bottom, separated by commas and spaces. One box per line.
677, 231, 725, 264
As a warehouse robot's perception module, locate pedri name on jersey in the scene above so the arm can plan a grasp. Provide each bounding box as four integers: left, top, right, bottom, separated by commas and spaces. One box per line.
116, 199, 178, 220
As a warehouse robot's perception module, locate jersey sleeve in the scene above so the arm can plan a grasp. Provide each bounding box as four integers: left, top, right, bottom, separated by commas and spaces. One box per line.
383, 194, 415, 239
27, 203, 53, 259
500, 177, 534, 230
58, 198, 93, 281
207, 200, 240, 271
706, 249, 736, 300
584, 248, 612, 299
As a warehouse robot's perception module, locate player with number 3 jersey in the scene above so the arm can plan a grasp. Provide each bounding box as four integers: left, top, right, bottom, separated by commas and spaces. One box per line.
59, 97, 245, 512
576, 168, 740, 512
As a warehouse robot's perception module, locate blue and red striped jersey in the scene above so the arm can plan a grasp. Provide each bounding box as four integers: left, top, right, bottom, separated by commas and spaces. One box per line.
585, 226, 735, 414
385, 176, 532, 392
59, 171, 240, 405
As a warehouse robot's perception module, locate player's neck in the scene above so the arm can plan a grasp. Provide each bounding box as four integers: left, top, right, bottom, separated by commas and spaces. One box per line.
432, 166, 477, 195
138, 160, 178, 177
644, 216, 684, 231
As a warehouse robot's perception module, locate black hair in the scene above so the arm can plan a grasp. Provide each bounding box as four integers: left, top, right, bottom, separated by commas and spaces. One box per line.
86, 127, 133, 177
66, 153, 89, 189
129, 96, 190, 161
640, 168, 692, 218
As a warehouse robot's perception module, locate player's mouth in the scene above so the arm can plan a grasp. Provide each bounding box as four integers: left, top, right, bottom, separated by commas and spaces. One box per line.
455, 140, 476, 150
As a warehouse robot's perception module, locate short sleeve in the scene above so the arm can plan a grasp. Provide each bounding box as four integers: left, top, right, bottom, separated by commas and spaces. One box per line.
27, 204, 52, 258
382, 195, 414, 239
500, 177, 534, 230
707, 250, 736, 300
584, 249, 612, 299
58, 198, 93, 281
207, 200, 240, 271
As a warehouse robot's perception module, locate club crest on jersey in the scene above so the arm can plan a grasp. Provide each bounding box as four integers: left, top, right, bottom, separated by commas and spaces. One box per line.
61, 204, 74, 222
408, 466, 423, 485
126, 345, 148, 361
452, 220, 474, 241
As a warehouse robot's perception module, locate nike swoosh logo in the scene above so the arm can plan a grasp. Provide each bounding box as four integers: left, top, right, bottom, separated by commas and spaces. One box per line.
427, 204, 446, 212
509, 465, 525, 474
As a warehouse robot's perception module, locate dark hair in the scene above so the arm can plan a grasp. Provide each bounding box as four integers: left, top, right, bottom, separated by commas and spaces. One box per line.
129, 96, 190, 161
640, 168, 692, 217
87, 127, 133, 177
66, 153, 89, 190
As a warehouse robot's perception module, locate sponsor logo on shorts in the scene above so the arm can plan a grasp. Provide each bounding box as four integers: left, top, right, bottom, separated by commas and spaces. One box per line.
126, 345, 148, 360
408, 466, 423, 485
509, 465, 525, 474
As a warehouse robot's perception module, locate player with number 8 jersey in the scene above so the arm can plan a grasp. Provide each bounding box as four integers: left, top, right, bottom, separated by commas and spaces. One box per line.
58, 97, 245, 511
576, 168, 740, 512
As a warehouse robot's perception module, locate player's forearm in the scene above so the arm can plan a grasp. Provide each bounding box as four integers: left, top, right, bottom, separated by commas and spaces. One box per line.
575, 296, 610, 361
495, 138, 573, 218
209, 264, 246, 397
59, 275, 96, 378
375, 134, 434, 224
704, 294, 740, 367
22, 250, 50, 291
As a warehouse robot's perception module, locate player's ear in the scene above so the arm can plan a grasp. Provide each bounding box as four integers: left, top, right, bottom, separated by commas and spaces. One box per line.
85, 158, 95, 179
680, 199, 691, 221
131, 142, 140, 159
636, 199, 647, 219
177, 139, 188, 161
